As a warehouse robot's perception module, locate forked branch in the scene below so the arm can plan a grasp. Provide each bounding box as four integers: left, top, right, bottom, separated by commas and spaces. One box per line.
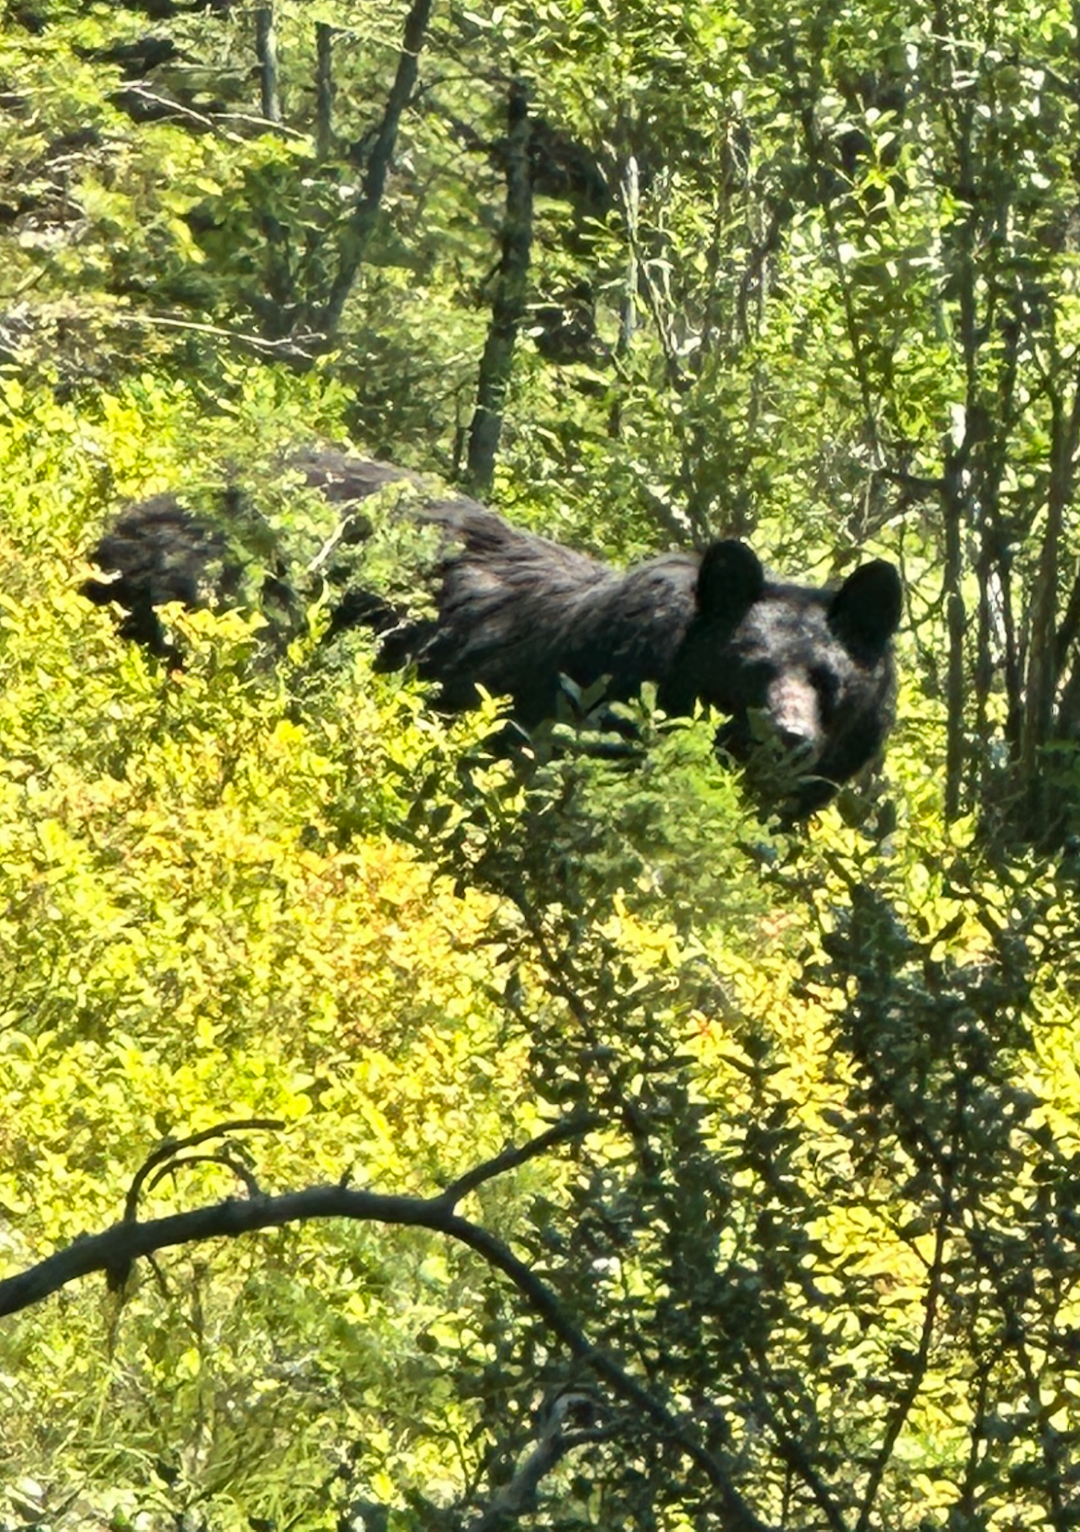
0, 1119, 771, 1532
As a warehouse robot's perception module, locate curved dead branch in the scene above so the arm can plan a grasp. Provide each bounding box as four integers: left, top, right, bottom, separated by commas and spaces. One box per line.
0, 1116, 769, 1532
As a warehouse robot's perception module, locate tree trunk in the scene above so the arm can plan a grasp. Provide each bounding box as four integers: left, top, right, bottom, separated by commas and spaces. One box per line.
320, 0, 434, 340
315, 23, 334, 161
1018, 385, 1080, 839
942, 465, 967, 823
607, 154, 638, 442
464, 77, 533, 497
255, 6, 281, 124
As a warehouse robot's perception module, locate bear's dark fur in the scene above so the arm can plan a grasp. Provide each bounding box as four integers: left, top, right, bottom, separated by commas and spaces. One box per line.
83, 450, 902, 814
82, 493, 244, 656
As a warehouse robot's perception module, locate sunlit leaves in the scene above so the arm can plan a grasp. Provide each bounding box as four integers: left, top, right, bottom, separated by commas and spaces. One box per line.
5, 0, 1080, 1524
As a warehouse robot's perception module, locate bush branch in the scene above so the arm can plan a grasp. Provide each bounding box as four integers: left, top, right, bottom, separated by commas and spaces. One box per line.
0, 1133, 769, 1531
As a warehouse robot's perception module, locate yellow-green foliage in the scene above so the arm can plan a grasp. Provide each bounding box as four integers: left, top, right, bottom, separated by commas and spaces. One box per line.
0, 380, 545, 1527
2, 378, 1080, 1531
7, 0, 1080, 1523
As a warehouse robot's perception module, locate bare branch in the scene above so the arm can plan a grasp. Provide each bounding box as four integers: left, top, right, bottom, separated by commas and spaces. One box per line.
147, 1152, 262, 1199
115, 311, 323, 364
854, 1187, 952, 1532
0, 1153, 771, 1530
110, 86, 302, 144
464, 1394, 608, 1532
438, 1112, 602, 1207
123, 1118, 284, 1223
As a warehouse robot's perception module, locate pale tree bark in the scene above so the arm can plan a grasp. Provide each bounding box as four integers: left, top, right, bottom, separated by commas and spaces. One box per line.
255, 6, 282, 124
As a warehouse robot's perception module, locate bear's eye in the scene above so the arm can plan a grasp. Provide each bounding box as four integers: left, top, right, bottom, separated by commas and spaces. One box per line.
810, 667, 840, 721
737, 659, 775, 704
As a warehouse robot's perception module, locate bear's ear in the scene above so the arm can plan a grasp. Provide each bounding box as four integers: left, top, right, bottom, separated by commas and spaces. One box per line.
696, 540, 765, 623
828, 560, 902, 655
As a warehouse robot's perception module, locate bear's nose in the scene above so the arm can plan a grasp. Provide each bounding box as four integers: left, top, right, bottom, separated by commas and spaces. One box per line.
776, 724, 816, 755
768, 676, 821, 760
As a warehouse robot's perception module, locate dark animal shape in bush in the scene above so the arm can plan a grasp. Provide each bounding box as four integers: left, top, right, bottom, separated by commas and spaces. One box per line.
83, 451, 902, 815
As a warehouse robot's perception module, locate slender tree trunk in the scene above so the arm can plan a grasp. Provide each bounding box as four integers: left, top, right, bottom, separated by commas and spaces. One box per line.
1019, 450, 1062, 839
940, 80, 978, 824
973, 315, 1020, 777
320, 0, 434, 340
607, 154, 638, 442
616, 155, 639, 360
1019, 381, 1080, 838
255, 6, 282, 125
942, 465, 968, 823
315, 23, 334, 161
464, 77, 533, 497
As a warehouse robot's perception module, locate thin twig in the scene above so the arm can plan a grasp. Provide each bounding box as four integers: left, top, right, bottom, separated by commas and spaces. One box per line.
439, 1113, 602, 1207
853, 1188, 952, 1531
123, 1117, 283, 1222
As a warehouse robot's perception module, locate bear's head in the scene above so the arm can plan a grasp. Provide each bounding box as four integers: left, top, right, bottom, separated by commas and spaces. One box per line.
671, 540, 902, 814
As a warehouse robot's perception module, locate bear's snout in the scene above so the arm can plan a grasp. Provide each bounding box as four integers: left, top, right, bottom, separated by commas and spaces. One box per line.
767, 674, 822, 760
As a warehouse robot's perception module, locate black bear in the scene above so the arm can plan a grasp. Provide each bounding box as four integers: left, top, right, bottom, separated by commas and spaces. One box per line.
83, 450, 902, 815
